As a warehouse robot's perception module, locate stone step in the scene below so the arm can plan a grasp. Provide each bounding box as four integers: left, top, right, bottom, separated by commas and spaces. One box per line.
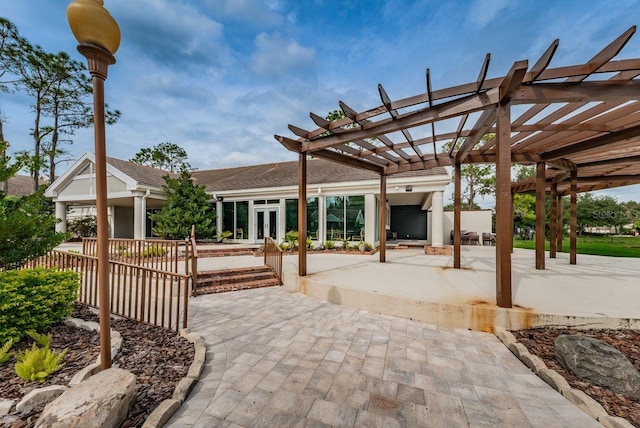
197, 277, 281, 294
198, 271, 277, 287
197, 266, 272, 280
195, 266, 280, 295
196, 247, 258, 257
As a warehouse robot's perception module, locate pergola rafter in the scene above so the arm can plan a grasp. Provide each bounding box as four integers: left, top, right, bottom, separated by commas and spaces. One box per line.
275, 25, 640, 309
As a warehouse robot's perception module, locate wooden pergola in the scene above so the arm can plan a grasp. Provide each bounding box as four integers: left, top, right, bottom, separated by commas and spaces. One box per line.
275, 26, 640, 308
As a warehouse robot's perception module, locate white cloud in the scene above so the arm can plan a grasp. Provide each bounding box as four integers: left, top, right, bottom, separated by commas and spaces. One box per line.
466, 0, 510, 29
249, 33, 316, 78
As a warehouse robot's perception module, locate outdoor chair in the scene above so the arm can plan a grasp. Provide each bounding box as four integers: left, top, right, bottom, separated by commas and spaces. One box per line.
482, 232, 495, 246
235, 228, 243, 239
467, 232, 480, 245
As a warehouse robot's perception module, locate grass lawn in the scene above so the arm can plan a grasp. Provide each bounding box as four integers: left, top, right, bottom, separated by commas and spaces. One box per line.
513, 235, 640, 258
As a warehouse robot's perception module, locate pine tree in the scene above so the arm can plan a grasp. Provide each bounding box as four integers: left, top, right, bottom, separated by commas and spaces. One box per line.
150, 171, 215, 239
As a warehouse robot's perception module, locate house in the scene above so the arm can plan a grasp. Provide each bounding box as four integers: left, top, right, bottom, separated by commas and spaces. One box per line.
2, 175, 46, 196
45, 152, 490, 246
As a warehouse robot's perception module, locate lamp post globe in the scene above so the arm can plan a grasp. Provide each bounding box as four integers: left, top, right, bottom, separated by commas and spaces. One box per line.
67, 0, 119, 370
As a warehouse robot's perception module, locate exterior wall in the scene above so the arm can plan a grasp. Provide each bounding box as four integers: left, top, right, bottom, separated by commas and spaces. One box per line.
57, 174, 127, 198
443, 210, 493, 244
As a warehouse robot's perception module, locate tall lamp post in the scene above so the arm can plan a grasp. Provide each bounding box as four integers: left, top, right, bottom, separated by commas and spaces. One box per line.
67, 0, 120, 370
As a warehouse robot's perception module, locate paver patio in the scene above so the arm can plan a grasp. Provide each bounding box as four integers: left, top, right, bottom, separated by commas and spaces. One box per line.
167, 287, 599, 427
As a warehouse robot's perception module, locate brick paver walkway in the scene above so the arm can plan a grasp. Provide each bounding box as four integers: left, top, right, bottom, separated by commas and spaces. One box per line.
168, 288, 598, 427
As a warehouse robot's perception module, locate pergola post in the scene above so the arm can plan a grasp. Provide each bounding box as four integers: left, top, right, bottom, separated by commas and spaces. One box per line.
535, 161, 546, 270
298, 153, 307, 276
570, 170, 578, 265
495, 102, 512, 308
550, 182, 558, 258
509, 191, 514, 253
557, 194, 564, 252
453, 162, 461, 269
379, 174, 386, 263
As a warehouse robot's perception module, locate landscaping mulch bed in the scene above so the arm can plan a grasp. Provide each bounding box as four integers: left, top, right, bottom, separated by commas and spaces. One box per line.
512, 328, 640, 427
1, 304, 194, 428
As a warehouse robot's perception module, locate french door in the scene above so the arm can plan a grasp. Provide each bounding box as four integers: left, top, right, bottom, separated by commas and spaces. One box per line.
255, 208, 278, 242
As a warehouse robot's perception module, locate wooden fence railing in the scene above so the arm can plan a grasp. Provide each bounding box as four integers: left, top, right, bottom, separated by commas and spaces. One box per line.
264, 237, 283, 285
24, 250, 190, 332
82, 237, 182, 273
187, 226, 200, 297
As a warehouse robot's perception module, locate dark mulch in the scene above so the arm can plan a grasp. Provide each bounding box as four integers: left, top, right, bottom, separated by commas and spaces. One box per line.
512, 328, 640, 427
1, 304, 194, 428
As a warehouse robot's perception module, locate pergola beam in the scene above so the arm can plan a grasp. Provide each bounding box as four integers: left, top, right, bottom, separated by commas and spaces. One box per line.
303, 88, 500, 151
528, 39, 559, 82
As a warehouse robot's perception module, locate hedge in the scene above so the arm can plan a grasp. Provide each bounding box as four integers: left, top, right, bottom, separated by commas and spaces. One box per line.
0, 269, 80, 344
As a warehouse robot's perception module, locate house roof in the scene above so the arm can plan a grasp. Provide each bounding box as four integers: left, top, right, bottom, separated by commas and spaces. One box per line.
106, 157, 176, 188
2, 175, 41, 196
191, 158, 448, 192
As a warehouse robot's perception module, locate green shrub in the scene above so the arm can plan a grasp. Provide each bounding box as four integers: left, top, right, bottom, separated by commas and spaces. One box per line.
15, 342, 67, 383
27, 331, 51, 348
279, 241, 291, 251
141, 246, 167, 257
306, 236, 312, 249
0, 339, 14, 365
0, 269, 80, 344
67, 216, 97, 237
325, 240, 335, 250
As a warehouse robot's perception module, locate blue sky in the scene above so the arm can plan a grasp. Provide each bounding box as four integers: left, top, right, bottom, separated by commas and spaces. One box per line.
2, 0, 640, 205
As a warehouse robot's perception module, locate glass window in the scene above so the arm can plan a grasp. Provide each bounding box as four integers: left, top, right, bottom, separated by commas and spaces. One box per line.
285, 199, 297, 232
346, 196, 365, 241
325, 195, 364, 241
326, 196, 345, 241
285, 198, 320, 238
222, 202, 234, 234
375, 198, 379, 241
307, 197, 319, 240
267, 199, 280, 204
236, 201, 248, 239
254, 200, 266, 205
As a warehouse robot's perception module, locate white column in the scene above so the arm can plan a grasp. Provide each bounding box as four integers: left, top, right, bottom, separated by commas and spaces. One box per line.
364, 194, 376, 244
133, 195, 143, 240
318, 194, 325, 243
55, 202, 67, 233
431, 190, 444, 247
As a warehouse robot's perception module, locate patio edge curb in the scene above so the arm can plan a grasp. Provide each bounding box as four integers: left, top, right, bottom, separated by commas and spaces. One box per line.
141, 328, 206, 428
493, 327, 635, 428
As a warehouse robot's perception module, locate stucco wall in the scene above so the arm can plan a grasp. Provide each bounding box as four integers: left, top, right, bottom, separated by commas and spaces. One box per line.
442, 210, 493, 244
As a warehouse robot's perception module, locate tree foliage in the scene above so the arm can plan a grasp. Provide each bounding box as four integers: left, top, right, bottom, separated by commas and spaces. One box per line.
445, 136, 495, 209
150, 171, 215, 239
577, 193, 630, 234
0, 18, 119, 188
130, 142, 193, 172
0, 188, 68, 270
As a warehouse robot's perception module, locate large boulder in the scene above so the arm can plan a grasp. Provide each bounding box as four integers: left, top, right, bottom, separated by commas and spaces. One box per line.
554, 334, 640, 399
35, 367, 136, 428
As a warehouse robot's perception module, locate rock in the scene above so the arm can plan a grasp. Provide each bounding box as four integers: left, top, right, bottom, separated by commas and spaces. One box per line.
141, 399, 181, 428
68, 362, 101, 386
537, 368, 571, 393
494, 327, 517, 346
598, 414, 636, 428
171, 377, 196, 402
312, 242, 325, 251
0, 399, 14, 416
333, 241, 344, 249
561, 389, 607, 419
36, 368, 136, 428
555, 334, 640, 399
16, 385, 67, 414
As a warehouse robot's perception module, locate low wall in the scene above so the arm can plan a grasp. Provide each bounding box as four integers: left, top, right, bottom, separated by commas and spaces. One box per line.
283, 271, 640, 332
